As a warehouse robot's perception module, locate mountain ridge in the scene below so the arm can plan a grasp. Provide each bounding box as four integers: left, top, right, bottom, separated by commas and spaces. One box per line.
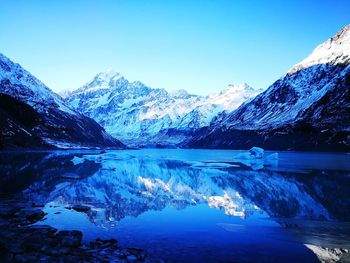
0, 53, 125, 149
65, 72, 261, 146
186, 25, 350, 151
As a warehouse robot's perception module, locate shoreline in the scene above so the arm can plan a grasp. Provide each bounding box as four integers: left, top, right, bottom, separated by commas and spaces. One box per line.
0, 200, 158, 263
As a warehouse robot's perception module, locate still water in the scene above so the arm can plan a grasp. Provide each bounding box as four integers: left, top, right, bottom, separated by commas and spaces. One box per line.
1, 149, 350, 262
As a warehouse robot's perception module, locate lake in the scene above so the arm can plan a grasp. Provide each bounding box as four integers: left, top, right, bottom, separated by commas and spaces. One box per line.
1, 149, 350, 262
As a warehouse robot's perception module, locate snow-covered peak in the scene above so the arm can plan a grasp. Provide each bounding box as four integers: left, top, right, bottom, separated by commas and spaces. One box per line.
206, 24, 350, 133
289, 24, 350, 74
65, 70, 261, 145
0, 53, 76, 115
207, 83, 260, 112
96, 69, 122, 82
59, 89, 73, 98
168, 89, 192, 99
0, 53, 46, 89
75, 69, 126, 94
220, 83, 254, 95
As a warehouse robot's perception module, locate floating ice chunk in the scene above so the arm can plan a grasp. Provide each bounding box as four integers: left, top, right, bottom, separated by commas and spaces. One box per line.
249, 147, 264, 159
233, 147, 278, 170
71, 156, 85, 165
234, 147, 264, 160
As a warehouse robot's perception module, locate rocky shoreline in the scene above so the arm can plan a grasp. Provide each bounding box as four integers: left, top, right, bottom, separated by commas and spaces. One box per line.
0, 201, 157, 263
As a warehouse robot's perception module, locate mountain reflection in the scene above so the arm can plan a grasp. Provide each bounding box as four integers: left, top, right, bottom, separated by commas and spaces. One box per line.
1, 150, 349, 226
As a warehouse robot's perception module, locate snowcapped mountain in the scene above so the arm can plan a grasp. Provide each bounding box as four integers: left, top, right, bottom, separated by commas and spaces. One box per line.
0, 53, 76, 116
65, 72, 260, 146
0, 53, 125, 149
289, 24, 350, 74
187, 25, 350, 151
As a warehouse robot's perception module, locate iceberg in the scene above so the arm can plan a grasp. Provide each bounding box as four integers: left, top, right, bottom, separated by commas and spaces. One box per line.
233, 147, 278, 170
249, 147, 264, 159
234, 147, 265, 160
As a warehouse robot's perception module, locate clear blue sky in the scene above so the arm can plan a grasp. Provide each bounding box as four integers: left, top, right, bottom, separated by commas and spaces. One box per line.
0, 0, 349, 95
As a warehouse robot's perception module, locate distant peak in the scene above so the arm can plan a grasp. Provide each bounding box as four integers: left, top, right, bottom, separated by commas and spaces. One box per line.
59, 89, 73, 98
95, 69, 122, 81
169, 89, 189, 98
72, 69, 127, 94
224, 83, 253, 92
89, 69, 125, 86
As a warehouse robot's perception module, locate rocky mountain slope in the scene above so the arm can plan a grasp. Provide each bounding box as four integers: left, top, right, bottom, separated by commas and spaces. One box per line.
186, 25, 350, 151
0, 53, 125, 149
64, 72, 260, 146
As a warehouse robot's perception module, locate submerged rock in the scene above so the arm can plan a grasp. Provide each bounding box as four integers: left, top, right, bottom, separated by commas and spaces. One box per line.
72, 205, 91, 213
0, 204, 155, 262
31, 203, 45, 208
25, 209, 46, 223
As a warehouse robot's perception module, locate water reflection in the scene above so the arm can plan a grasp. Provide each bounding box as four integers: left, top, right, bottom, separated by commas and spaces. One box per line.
1, 150, 350, 262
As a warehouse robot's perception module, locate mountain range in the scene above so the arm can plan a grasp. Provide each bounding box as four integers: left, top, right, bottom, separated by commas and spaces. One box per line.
1, 24, 350, 150
63, 72, 260, 146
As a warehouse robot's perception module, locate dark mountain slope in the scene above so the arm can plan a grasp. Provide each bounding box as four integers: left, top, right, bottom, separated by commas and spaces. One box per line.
0, 53, 125, 149
186, 25, 350, 151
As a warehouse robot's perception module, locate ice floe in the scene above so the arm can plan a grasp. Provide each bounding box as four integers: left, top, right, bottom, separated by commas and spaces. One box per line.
71, 156, 85, 165
233, 147, 279, 170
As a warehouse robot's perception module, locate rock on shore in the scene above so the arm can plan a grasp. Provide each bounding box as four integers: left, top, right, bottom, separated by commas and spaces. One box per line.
0, 203, 157, 262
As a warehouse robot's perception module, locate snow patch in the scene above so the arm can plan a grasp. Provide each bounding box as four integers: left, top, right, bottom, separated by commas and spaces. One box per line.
305, 244, 349, 263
